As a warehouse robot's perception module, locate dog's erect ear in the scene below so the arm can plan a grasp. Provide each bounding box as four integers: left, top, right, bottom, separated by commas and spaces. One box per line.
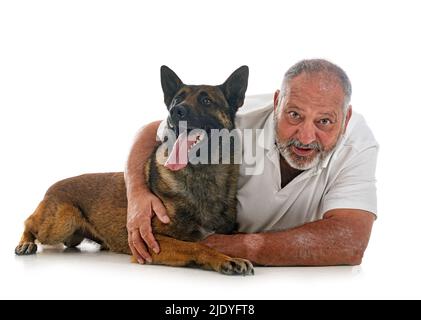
219, 66, 249, 111
161, 66, 184, 108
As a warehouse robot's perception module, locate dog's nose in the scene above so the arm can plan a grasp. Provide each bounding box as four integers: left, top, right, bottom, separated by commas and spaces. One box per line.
170, 105, 187, 120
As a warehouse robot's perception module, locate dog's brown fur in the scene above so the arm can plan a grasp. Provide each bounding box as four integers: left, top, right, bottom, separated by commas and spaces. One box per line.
15, 66, 253, 275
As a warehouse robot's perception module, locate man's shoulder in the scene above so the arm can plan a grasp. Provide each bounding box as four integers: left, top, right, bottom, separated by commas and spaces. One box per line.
235, 93, 274, 130
239, 93, 274, 113
327, 111, 379, 172
342, 111, 379, 152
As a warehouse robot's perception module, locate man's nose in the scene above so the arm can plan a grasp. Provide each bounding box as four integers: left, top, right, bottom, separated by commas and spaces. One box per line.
296, 121, 317, 145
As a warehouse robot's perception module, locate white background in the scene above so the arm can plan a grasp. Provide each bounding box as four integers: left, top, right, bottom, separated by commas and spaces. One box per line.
0, 0, 420, 300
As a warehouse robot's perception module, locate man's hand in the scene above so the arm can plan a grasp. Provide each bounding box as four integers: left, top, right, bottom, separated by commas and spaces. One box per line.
127, 190, 169, 264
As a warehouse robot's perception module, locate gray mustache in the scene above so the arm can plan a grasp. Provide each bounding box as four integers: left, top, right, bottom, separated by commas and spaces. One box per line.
287, 139, 322, 151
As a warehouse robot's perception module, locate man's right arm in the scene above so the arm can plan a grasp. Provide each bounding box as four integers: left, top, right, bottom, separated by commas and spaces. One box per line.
124, 120, 170, 264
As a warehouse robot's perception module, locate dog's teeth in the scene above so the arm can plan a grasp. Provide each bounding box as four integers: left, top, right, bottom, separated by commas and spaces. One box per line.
188, 133, 205, 152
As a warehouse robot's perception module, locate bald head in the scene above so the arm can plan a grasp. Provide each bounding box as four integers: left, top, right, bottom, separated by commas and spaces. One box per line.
280, 59, 352, 112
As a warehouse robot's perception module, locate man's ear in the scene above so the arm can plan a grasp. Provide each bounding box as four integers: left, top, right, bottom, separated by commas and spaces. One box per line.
274, 89, 281, 113
161, 66, 184, 108
218, 66, 249, 111
343, 105, 353, 134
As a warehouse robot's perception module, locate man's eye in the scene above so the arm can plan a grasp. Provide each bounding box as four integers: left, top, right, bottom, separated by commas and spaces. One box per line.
288, 111, 300, 119
201, 97, 212, 105
319, 118, 332, 125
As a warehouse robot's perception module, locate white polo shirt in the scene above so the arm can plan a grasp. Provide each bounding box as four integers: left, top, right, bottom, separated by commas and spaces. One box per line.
157, 94, 379, 233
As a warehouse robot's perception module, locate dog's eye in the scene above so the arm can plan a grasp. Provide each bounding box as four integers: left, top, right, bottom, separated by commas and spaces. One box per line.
173, 96, 182, 104
201, 97, 212, 105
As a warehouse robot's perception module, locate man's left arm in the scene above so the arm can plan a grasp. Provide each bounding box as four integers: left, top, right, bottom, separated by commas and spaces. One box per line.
201, 209, 374, 266
202, 143, 378, 266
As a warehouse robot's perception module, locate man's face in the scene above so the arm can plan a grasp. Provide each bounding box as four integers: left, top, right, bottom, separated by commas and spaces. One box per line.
274, 72, 352, 170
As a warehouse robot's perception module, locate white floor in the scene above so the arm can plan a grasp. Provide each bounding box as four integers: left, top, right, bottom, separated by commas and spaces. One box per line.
1, 168, 420, 300
1, 222, 419, 300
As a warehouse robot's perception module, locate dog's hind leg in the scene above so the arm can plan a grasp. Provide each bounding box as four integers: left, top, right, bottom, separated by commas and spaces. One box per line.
15, 200, 48, 255
15, 198, 89, 255
146, 235, 254, 275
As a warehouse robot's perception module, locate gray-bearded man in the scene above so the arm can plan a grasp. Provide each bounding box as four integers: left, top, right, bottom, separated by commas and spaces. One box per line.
125, 59, 378, 266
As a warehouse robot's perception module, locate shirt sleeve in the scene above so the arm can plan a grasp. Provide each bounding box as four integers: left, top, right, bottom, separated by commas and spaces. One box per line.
320, 145, 379, 218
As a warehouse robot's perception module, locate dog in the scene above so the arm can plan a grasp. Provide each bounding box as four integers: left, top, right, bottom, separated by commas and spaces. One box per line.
15, 65, 254, 275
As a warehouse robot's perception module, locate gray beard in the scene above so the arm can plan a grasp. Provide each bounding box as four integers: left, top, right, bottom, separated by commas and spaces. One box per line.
275, 134, 342, 171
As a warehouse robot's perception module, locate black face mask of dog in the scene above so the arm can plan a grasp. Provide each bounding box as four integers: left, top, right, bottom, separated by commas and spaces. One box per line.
160, 65, 249, 171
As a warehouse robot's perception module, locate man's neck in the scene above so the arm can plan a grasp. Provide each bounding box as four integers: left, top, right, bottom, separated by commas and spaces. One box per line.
279, 155, 303, 188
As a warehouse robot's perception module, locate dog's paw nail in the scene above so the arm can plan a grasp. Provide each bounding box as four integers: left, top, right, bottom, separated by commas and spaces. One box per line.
15, 243, 37, 256
219, 258, 254, 276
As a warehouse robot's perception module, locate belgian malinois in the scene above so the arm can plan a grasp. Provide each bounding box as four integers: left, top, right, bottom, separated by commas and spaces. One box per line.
15, 65, 253, 275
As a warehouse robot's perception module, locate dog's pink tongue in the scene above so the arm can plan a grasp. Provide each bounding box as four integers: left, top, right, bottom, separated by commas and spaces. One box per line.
164, 131, 195, 171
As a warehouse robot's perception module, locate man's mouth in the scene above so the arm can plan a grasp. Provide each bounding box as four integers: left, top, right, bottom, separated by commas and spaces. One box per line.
291, 145, 317, 157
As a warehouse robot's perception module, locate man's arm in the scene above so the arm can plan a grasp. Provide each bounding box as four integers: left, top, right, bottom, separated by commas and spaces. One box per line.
125, 120, 170, 264
125, 121, 161, 197
201, 209, 374, 266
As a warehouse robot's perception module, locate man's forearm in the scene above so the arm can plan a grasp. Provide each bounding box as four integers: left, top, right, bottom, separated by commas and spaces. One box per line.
202, 211, 373, 266
125, 121, 162, 198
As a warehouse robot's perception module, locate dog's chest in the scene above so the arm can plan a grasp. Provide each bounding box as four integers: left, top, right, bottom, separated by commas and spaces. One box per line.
149, 152, 238, 240
172, 166, 237, 237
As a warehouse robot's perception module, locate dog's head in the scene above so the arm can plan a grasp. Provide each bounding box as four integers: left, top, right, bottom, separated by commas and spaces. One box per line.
160, 66, 249, 171
161, 65, 249, 134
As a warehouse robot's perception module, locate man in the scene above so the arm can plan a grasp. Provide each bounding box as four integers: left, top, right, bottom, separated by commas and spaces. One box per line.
125, 59, 378, 266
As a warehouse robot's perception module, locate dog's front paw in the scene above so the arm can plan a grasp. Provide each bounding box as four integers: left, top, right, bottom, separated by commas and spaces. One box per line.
219, 257, 254, 276
15, 243, 37, 256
